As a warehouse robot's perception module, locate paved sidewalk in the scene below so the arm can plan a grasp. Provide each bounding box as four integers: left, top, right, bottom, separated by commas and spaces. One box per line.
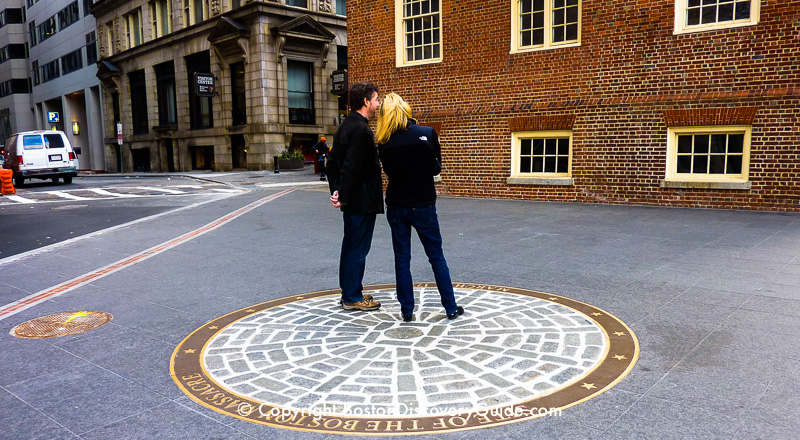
1, 180, 799, 439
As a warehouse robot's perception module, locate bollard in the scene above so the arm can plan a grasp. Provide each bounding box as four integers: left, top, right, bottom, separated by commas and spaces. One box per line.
0, 169, 15, 195
273, 155, 279, 174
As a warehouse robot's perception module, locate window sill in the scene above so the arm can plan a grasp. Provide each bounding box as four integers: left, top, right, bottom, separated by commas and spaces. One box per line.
673, 20, 758, 35
660, 180, 751, 190
507, 177, 574, 186
509, 41, 581, 55
396, 58, 443, 68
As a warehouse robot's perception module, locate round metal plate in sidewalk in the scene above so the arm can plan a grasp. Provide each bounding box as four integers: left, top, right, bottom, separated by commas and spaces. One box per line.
11, 311, 113, 339
171, 283, 638, 435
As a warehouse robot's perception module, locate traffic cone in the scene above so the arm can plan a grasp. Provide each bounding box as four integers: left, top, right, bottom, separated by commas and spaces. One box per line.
0, 169, 15, 195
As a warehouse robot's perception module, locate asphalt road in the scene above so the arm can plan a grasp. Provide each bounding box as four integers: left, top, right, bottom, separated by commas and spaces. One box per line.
0, 176, 234, 259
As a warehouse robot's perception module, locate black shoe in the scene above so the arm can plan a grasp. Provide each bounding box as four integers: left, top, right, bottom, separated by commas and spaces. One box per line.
447, 306, 464, 320
402, 314, 414, 322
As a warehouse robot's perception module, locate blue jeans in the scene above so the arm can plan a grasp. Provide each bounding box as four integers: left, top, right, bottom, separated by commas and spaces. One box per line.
386, 204, 458, 317
340, 212, 377, 304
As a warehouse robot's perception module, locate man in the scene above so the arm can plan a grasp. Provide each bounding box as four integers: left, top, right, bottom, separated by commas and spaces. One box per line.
327, 82, 383, 311
312, 136, 329, 181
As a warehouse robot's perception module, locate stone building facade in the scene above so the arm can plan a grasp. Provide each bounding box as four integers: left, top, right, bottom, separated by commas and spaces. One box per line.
91, 0, 347, 172
348, 0, 800, 211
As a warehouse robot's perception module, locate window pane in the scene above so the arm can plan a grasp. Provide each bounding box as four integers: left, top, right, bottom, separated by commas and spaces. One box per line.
710, 134, 726, 153
553, 26, 564, 43
533, 29, 544, 45
532, 139, 544, 155
718, 3, 734, 21
694, 135, 709, 154
693, 155, 708, 173
557, 138, 569, 155
544, 156, 556, 173
545, 138, 556, 155
522, 31, 532, 46
709, 155, 725, 174
701, 6, 716, 24
556, 157, 568, 173
687, 8, 700, 25
726, 155, 743, 174
677, 155, 691, 173
521, 139, 531, 156
532, 157, 544, 172
678, 135, 692, 153
566, 23, 578, 41
44, 133, 65, 149
553, 9, 564, 26
735, 1, 750, 20
23, 135, 44, 150
520, 157, 531, 173
566, 5, 578, 22
728, 134, 744, 153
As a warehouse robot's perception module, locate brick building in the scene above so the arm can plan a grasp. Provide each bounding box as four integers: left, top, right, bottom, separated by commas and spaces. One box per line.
348, 0, 800, 211
91, 0, 348, 172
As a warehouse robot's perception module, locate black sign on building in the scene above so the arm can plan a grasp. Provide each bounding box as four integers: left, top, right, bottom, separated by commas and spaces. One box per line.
330, 69, 347, 96
195, 72, 216, 97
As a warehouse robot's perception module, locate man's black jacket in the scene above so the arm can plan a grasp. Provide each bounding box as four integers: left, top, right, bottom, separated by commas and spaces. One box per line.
327, 112, 384, 215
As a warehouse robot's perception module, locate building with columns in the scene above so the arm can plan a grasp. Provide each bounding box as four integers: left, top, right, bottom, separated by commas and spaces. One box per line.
91, 0, 348, 172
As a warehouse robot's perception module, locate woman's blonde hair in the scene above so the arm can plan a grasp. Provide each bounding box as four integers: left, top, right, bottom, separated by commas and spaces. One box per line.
375, 93, 412, 145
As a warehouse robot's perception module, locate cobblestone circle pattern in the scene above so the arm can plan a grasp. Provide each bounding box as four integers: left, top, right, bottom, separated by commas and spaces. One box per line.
203, 286, 607, 416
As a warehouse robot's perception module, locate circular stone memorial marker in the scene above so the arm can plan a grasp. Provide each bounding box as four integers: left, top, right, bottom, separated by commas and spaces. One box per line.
171, 283, 638, 435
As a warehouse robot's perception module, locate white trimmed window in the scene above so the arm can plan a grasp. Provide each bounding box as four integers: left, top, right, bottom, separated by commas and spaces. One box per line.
674, 0, 760, 34
665, 126, 751, 183
125, 8, 143, 48
395, 0, 441, 67
511, 131, 572, 177
151, 0, 172, 39
511, 0, 581, 54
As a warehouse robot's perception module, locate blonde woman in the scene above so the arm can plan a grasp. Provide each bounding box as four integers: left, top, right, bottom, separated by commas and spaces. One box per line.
376, 93, 463, 322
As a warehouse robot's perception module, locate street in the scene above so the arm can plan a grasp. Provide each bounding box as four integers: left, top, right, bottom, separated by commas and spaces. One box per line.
0, 169, 799, 439
0, 176, 244, 258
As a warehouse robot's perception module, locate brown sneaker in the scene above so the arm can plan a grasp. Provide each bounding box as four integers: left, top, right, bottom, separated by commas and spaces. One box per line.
339, 294, 372, 305
342, 297, 381, 311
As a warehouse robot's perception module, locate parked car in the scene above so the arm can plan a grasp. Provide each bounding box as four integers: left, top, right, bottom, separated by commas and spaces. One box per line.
2, 130, 78, 186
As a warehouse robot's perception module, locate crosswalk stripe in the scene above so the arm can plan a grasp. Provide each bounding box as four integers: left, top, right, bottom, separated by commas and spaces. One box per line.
45, 191, 92, 200
166, 185, 205, 189
256, 182, 328, 188
132, 186, 187, 194
87, 188, 143, 197
208, 188, 243, 193
5, 195, 37, 204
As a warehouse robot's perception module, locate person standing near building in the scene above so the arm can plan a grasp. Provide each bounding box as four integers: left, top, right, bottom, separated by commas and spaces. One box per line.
327, 82, 383, 311
312, 136, 329, 181
375, 93, 463, 322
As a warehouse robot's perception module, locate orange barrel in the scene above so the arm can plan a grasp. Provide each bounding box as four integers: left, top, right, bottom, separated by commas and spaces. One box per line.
0, 168, 15, 195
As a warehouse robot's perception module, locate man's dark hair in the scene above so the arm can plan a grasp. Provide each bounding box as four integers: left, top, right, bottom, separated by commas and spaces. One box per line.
349, 82, 379, 111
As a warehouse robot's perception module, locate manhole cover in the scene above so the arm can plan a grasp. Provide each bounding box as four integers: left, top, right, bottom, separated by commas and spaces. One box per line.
172, 283, 638, 435
11, 311, 113, 338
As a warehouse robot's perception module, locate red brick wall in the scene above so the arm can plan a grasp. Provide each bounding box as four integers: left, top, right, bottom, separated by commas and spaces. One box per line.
349, 0, 800, 211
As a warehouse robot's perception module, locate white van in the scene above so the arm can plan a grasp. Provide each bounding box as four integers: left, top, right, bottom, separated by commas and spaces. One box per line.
2, 130, 79, 186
